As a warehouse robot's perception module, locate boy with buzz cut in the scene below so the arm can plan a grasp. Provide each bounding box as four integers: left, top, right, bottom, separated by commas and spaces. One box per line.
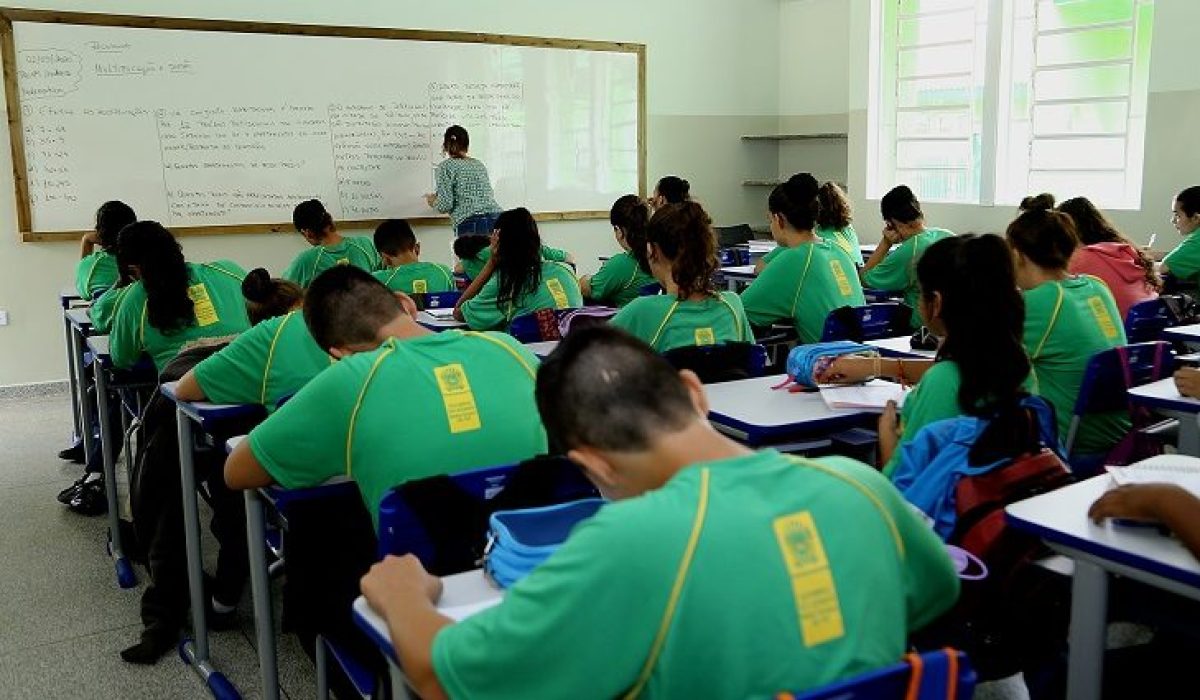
372, 219, 456, 295
360, 326, 961, 700
223, 265, 547, 525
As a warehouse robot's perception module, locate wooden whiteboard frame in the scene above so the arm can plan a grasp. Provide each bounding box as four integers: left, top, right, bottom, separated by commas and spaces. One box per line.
0, 8, 647, 242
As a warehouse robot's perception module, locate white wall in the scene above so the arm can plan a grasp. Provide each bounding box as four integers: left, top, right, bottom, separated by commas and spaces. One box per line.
0, 0, 782, 386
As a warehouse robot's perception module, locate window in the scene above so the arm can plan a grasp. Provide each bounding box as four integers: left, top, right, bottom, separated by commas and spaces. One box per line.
868, 0, 1155, 209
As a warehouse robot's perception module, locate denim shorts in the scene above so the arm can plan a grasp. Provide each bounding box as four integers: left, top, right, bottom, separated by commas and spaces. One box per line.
455, 213, 501, 237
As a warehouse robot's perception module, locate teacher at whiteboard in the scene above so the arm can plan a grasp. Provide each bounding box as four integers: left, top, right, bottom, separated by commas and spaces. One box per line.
424, 125, 503, 236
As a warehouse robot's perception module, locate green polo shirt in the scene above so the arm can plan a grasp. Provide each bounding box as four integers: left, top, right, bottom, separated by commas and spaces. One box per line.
610, 292, 754, 353
432, 451, 959, 699
75, 250, 118, 300
741, 241, 867, 344
817, 225, 864, 266
460, 245, 571, 282
586, 251, 657, 307
373, 262, 456, 295
247, 331, 547, 524
282, 236, 381, 288
192, 311, 332, 412
109, 261, 250, 372
862, 229, 955, 327
1024, 276, 1129, 454
89, 283, 131, 334
461, 261, 583, 331
883, 361, 963, 477
1163, 233, 1200, 283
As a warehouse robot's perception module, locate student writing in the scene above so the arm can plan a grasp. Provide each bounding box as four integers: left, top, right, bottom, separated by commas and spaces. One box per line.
1059, 196, 1160, 320
371, 219, 455, 295
359, 326, 959, 699
425, 125, 504, 236
579, 194, 658, 307
282, 199, 381, 288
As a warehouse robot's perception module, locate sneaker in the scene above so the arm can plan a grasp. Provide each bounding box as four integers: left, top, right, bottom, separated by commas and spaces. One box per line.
57, 441, 85, 463
120, 626, 177, 665
67, 478, 108, 517
56, 475, 89, 505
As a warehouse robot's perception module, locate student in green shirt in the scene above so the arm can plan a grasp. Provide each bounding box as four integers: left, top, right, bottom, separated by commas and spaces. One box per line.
649, 174, 691, 210
1162, 186, 1200, 283
174, 268, 331, 412
579, 194, 659, 307
75, 200, 136, 300
224, 265, 548, 525
756, 180, 864, 274
818, 234, 1035, 476
741, 173, 866, 343
861, 185, 955, 327
359, 326, 959, 700
610, 201, 753, 352
454, 234, 575, 282
455, 208, 583, 330
1007, 207, 1129, 455
370, 219, 455, 295
282, 199, 381, 288
108, 222, 252, 373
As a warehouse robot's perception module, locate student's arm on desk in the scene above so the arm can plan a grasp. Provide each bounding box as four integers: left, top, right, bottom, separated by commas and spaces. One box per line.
361, 555, 452, 700
225, 438, 275, 490
1090, 484, 1200, 559
174, 370, 206, 403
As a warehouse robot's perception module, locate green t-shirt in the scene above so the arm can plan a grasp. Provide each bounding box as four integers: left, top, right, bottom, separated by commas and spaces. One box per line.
610, 292, 754, 353
432, 451, 959, 699
741, 241, 867, 344
109, 261, 251, 372
247, 331, 547, 524
586, 251, 657, 307
282, 236, 381, 288
373, 261, 456, 295
816, 225, 864, 266
88, 283, 131, 334
1163, 232, 1200, 283
460, 244, 571, 282
192, 311, 332, 413
75, 250, 118, 300
461, 261, 583, 331
1024, 276, 1130, 454
861, 229, 955, 327
882, 361, 967, 477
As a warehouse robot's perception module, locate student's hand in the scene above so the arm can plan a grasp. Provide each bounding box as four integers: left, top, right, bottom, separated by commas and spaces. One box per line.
878, 400, 900, 449
81, 231, 101, 245
1175, 368, 1200, 399
424, 193, 437, 208
1088, 484, 1190, 524
394, 292, 418, 319
815, 356, 873, 384
361, 554, 444, 616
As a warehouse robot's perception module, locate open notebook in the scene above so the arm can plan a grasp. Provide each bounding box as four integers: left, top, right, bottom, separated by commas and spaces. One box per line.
818, 382, 909, 411
1107, 455, 1200, 498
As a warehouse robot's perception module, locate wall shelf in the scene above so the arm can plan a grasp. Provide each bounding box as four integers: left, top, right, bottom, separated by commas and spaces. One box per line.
741, 133, 847, 141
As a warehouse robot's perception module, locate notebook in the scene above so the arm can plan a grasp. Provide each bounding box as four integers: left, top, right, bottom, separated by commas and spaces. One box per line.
440, 597, 502, 622
818, 382, 909, 411
424, 307, 457, 320
1106, 455, 1200, 498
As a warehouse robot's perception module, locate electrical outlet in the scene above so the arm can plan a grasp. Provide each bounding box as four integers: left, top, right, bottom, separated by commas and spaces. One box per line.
0, 309, 8, 326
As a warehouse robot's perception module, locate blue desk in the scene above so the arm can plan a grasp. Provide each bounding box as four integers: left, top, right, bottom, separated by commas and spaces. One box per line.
1128, 378, 1200, 456
1163, 323, 1200, 348
1007, 476, 1200, 700
704, 374, 874, 448
525, 340, 559, 358
60, 286, 85, 443
717, 264, 757, 292
161, 383, 266, 699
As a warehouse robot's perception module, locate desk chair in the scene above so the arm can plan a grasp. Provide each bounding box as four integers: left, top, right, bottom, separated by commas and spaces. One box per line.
718, 246, 750, 266
508, 307, 618, 342
662, 342, 768, 384
1124, 298, 1172, 344
781, 649, 975, 700
1067, 342, 1175, 473
413, 290, 461, 311
639, 282, 663, 296
820, 303, 913, 343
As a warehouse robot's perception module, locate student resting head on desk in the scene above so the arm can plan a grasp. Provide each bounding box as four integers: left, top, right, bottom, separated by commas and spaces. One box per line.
818, 234, 1035, 476
609, 200, 753, 352
578, 194, 658, 307
1057, 196, 1160, 320
173, 268, 332, 413
740, 172, 866, 343
76, 199, 137, 301
281, 198, 382, 288
223, 265, 548, 526
1161, 185, 1200, 284
860, 185, 955, 328
453, 207, 582, 330
358, 325, 960, 700
1006, 205, 1129, 456
371, 219, 455, 295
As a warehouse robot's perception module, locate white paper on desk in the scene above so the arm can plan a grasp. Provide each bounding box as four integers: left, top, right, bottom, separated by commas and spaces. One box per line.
1107, 456, 1200, 498
424, 307, 457, 320
818, 383, 908, 411
440, 597, 502, 622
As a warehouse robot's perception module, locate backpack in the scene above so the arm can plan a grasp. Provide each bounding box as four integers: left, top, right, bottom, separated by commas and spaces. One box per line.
518, 306, 618, 342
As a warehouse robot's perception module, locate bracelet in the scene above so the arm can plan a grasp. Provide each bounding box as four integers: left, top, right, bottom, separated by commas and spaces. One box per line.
872, 356, 881, 380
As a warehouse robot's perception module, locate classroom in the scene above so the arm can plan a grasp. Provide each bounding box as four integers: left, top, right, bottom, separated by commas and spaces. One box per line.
2, 0, 1200, 698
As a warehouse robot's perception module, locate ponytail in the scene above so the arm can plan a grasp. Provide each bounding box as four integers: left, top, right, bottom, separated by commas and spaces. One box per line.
610, 194, 652, 273
117, 221, 194, 334
815, 181, 852, 230
242, 267, 304, 325
647, 201, 717, 300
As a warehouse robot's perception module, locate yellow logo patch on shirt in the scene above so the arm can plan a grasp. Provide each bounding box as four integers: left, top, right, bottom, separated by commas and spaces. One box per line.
413, 279, 428, 294
336, 258, 350, 266
187, 283, 220, 327
773, 511, 845, 647
829, 260, 852, 297
694, 327, 716, 346
1087, 296, 1119, 340
546, 278, 569, 308
433, 363, 482, 434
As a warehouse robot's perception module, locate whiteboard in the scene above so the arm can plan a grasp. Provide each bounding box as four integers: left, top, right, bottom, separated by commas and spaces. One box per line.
2, 13, 644, 239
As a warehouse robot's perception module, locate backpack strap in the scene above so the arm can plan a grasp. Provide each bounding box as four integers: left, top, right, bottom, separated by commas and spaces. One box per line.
904, 649, 960, 700
1030, 282, 1066, 360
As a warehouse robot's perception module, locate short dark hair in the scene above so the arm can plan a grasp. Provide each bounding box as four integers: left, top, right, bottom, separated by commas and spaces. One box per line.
1177, 186, 1200, 218
95, 200, 137, 251
535, 326, 697, 453
444, 125, 469, 157
453, 234, 491, 261
768, 172, 820, 231
1005, 207, 1079, 270
293, 199, 333, 234
374, 219, 417, 256
303, 265, 403, 351
881, 185, 923, 223
655, 176, 691, 204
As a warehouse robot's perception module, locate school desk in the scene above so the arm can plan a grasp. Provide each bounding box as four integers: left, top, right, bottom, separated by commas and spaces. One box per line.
416, 310, 469, 331
161, 382, 266, 699
865, 335, 938, 359
718, 264, 758, 292
1007, 475, 1200, 700
704, 374, 875, 448
1127, 378, 1200, 456
525, 340, 559, 358
1163, 324, 1200, 348
353, 570, 503, 699
65, 306, 99, 459
60, 286, 86, 444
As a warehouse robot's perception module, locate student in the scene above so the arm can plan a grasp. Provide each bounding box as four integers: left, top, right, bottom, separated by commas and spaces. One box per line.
454, 208, 583, 330
579, 195, 659, 307
740, 173, 866, 343
359, 326, 960, 699
76, 200, 136, 300
1161, 186, 1200, 284
860, 185, 955, 328
756, 181, 863, 274
282, 199, 381, 288
174, 269, 332, 412
1091, 484, 1200, 559
453, 235, 575, 282
1059, 196, 1160, 319
223, 265, 548, 525
649, 174, 690, 209
108, 221, 251, 373
817, 234, 1031, 475
1007, 206, 1129, 455
371, 219, 455, 295
424, 125, 503, 236
1019, 193, 1056, 213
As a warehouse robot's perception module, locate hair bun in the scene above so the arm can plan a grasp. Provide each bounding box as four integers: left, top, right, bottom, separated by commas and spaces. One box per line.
1020, 193, 1056, 213
786, 172, 819, 199
241, 268, 274, 303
